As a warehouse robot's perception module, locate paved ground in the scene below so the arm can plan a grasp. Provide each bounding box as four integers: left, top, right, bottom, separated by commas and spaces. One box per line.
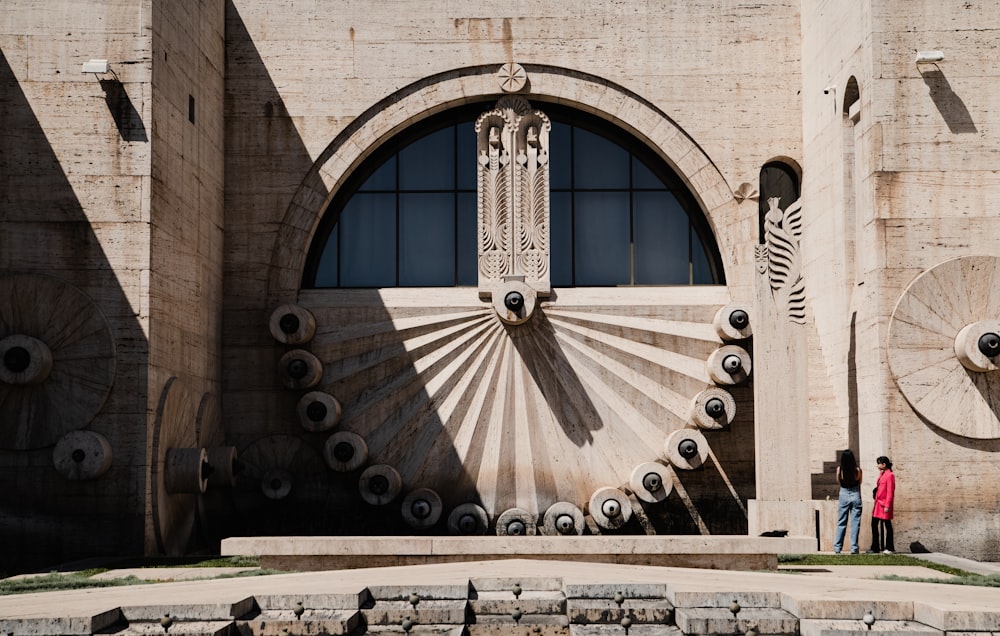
908, 551, 1000, 576
1, 553, 998, 634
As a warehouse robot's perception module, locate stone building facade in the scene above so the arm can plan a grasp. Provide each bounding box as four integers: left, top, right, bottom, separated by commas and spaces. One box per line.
1, 0, 998, 572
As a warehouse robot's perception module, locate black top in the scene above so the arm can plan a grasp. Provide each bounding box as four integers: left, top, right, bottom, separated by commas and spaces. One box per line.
839, 468, 860, 488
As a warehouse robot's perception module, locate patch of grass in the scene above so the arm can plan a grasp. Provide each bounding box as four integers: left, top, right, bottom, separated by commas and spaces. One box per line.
213, 568, 284, 579
878, 573, 1000, 587
778, 553, 973, 577
0, 573, 150, 596
87, 555, 262, 569
168, 555, 261, 568
0, 556, 272, 595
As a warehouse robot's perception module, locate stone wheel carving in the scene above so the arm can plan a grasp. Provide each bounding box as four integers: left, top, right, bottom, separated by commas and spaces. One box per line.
194, 392, 234, 540
233, 434, 329, 532
0, 273, 116, 450
305, 288, 729, 521
150, 377, 199, 555
887, 256, 1000, 439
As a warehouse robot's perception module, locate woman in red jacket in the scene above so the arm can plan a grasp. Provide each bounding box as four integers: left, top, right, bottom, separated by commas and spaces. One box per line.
872, 456, 896, 554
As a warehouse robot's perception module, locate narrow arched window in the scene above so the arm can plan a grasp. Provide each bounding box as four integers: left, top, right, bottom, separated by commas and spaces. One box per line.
758, 161, 800, 244
304, 103, 725, 288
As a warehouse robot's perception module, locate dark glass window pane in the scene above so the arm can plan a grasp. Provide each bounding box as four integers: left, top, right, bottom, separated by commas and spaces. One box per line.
457, 192, 478, 285
340, 194, 396, 286
359, 157, 396, 191
550, 192, 572, 286
457, 123, 477, 191
305, 103, 725, 289
692, 226, 714, 284
314, 224, 339, 287
574, 128, 628, 189
400, 127, 455, 190
574, 192, 629, 285
632, 156, 664, 190
399, 193, 455, 286
634, 192, 689, 284
549, 122, 571, 190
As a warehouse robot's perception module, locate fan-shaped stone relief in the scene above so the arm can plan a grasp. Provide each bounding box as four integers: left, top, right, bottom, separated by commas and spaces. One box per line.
888, 255, 1000, 439
297, 286, 735, 525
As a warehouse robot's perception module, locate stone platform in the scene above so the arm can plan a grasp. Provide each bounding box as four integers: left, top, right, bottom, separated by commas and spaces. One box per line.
219, 535, 818, 572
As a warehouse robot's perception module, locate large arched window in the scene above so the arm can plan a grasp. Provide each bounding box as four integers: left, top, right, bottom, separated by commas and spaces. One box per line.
304, 103, 724, 288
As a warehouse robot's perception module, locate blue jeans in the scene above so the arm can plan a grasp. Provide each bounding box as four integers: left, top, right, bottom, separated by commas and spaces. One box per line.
833, 486, 862, 553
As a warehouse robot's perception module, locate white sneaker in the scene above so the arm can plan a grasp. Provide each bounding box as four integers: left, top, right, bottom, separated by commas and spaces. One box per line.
882, 549, 893, 554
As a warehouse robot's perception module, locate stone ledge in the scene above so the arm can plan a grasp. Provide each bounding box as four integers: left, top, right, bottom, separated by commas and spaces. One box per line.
220, 535, 817, 572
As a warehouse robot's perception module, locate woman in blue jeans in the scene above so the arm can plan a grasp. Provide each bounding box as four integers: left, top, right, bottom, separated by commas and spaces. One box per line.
833, 449, 863, 554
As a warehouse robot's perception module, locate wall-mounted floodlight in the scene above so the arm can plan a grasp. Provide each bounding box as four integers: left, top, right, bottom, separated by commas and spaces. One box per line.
82, 59, 110, 74
915, 51, 944, 64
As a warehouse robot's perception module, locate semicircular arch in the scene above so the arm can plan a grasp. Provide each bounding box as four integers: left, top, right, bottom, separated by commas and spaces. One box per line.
268, 64, 734, 301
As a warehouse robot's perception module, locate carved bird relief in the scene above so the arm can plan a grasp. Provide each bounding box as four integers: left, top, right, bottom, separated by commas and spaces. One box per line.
764, 196, 806, 324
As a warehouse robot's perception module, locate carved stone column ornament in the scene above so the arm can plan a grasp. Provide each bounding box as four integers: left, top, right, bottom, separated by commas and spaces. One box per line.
477, 96, 551, 298
751, 192, 811, 534
763, 197, 805, 325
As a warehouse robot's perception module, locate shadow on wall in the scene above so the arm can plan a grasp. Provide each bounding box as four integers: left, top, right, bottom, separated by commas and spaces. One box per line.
0, 47, 148, 573
222, 1, 754, 538
919, 409, 1000, 452
848, 311, 859, 452
220, 4, 479, 538
920, 68, 977, 134
100, 78, 148, 142
514, 312, 604, 447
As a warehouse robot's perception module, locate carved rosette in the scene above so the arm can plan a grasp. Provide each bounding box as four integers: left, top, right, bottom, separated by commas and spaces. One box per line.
763, 197, 805, 325
477, 96, 551, 297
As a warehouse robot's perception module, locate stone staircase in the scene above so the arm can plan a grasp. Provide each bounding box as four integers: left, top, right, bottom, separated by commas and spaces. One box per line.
9, 575, 989, 635
810, 457, 840, 501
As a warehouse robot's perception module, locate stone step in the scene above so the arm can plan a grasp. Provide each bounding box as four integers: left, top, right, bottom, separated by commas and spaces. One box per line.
799, 619, 942, 635
252, 592, 371, 611
236, 610, 361, 635
469, 590, 566, 615
674, 607, 798, 635
566, 599, 674, 625
469, 577, 564, 592
110, 620, 237, 635
667, 591, 782, 609
120, 600, 257, 622
368, 585, 471, 602
571, 626, 683, 636
564, 583, 672, 600
467, 614, 570, 636
0, 609, 125, 636
362, 599, 470, 625
364, 625, 468, 635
